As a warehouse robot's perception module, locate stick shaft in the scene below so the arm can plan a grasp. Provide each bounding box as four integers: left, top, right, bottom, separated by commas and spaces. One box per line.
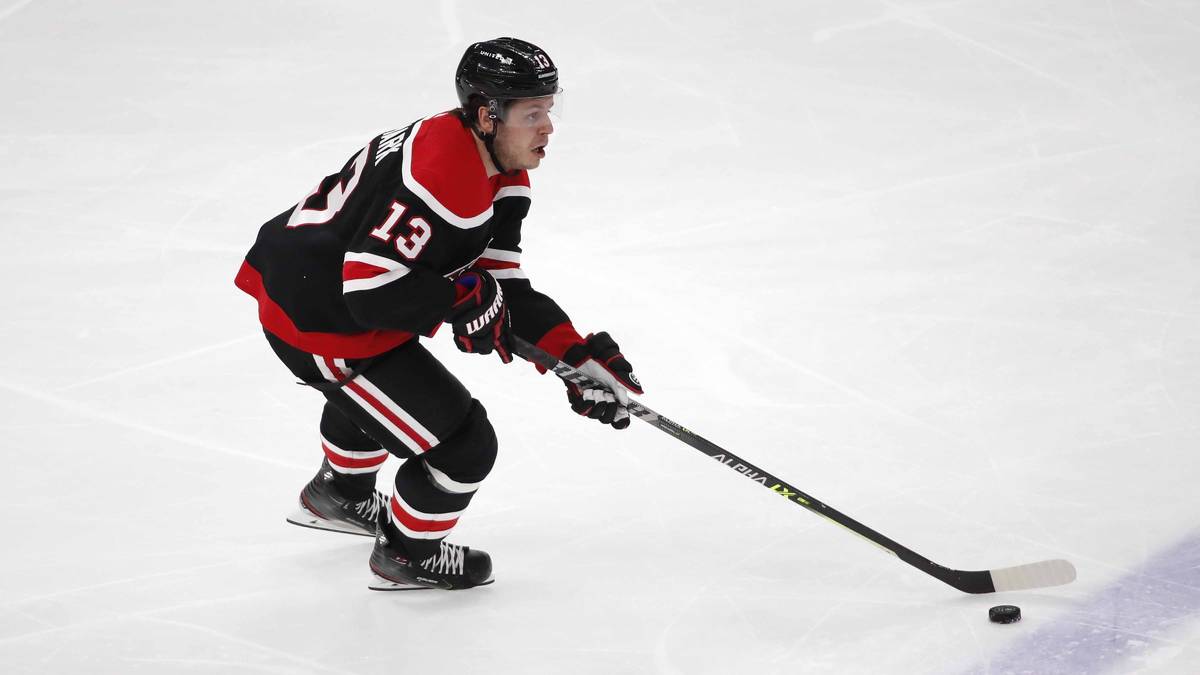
513, 336, 1009, 593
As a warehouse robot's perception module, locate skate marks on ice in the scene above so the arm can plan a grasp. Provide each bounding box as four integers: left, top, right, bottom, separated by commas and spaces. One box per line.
54, 333, 260, 393
0, 0, 36, 24
0, 378, 307, 471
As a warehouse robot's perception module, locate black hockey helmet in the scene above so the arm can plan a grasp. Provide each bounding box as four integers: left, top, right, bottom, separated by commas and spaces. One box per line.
455, 37, 560, 125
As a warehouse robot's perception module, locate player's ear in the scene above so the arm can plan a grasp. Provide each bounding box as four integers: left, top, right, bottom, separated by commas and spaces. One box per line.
476, 106, 494, 135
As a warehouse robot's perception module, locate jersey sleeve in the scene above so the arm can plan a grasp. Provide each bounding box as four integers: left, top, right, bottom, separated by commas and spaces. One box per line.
338, 132, 461, 336
481, 211, 584, 361
340, 243, 457, 336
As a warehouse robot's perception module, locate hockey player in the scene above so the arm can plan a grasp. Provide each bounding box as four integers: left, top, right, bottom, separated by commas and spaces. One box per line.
234, 38, 642, 590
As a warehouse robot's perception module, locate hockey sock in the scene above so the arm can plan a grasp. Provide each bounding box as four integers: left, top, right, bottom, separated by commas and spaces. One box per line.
385, 458, 480, 560
319, 403, 387, 501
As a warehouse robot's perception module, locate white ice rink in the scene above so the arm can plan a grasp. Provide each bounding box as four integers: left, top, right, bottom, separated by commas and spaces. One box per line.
3, 1, 1199, 673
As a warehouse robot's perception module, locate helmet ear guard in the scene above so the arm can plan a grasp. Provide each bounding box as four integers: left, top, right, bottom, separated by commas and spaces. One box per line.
461, 94, 501, 129
461, 93, 507, 174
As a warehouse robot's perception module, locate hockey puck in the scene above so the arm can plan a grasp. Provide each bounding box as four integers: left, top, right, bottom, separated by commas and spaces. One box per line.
989, 605, 1021, 624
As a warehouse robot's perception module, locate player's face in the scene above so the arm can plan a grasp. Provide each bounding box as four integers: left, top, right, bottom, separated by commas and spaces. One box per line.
495, 96, 555, 171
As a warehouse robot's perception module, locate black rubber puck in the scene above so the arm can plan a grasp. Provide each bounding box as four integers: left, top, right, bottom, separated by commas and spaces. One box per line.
989, 605, 1021, 624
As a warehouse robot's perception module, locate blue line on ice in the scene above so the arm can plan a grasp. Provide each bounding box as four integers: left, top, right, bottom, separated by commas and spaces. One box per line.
964, 530, 1200, 674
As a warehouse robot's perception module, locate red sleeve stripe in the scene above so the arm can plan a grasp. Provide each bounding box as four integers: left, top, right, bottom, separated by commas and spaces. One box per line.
342, 251, 411, 293
481, 247, 520, 264
343, 267, 410, 293
537, 322, 586, 360
343, 261, 392, 281
476, 259, 520, 271
477, 247, 521, 271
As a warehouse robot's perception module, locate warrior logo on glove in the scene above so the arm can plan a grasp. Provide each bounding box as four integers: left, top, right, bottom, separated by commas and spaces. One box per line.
465, 289, 504, 335
447, 268, 513, 363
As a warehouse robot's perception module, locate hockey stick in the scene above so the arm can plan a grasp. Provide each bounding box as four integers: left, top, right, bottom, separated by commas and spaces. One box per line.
512, 336, 1076, 594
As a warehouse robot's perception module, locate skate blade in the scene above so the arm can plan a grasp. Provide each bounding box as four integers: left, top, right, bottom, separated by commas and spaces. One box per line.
368, 573, 433, 591
286, 507, 374, 538
367, 573, 496, 592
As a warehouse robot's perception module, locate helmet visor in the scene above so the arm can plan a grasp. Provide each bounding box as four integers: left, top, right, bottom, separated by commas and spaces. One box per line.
497, 90, 563, 128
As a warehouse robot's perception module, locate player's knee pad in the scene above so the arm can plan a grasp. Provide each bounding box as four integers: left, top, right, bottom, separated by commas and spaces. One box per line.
421, 399, 497, 492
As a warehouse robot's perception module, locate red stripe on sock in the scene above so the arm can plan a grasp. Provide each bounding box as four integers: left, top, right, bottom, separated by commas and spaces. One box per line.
390, 496, 458, 533
322, 443, 387, 470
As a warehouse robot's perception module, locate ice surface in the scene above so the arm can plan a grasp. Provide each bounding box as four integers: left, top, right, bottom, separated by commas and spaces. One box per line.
2, 1, 1199, 673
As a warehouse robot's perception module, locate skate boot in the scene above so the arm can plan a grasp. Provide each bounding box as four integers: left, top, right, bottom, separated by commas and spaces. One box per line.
368, 513, 494, 591
286, 459, 385, 537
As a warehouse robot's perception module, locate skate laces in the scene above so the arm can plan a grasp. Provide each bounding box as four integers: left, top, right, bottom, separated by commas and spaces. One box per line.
353, 491, 385, 522
422, 542, 466, 574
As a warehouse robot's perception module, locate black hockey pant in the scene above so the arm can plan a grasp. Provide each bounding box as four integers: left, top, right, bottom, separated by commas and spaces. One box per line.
265, 332, 497, 559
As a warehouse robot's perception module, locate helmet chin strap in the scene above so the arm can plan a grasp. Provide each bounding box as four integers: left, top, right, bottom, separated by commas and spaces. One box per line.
477, 99, 516, 176
478, 125, 509, 175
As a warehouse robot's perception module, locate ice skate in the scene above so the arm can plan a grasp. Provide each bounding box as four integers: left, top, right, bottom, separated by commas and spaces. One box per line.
368, 514, 493, 591
286, 459, 386, 537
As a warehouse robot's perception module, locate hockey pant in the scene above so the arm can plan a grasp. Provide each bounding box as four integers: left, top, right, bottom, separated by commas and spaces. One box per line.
265, 332, 497, 559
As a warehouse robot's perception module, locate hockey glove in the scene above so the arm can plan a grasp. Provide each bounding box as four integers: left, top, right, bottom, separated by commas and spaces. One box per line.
446, 269, 512, 363
563, 332, 643, 430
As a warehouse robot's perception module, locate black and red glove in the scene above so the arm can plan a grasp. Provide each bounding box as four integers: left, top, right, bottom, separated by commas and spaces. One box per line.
563, 332, 643, 430
446, 269, 512, 363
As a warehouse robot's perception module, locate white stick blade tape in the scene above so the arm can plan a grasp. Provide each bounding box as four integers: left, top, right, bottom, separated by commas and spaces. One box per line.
990, 559, 1077, 592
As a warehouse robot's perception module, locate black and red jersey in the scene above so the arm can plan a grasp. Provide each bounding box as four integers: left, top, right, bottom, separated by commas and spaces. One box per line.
235, 111, 583, 360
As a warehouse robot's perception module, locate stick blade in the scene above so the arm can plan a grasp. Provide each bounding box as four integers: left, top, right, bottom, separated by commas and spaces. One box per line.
989, 558, 1077, 592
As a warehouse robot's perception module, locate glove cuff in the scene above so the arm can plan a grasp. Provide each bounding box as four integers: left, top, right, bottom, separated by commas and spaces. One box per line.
445, 271, 488, 322
563, 342, 589, 368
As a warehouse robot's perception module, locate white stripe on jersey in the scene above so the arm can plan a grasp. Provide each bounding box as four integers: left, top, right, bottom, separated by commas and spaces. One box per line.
342, 251, 412, 293
488, 268, 528, 280
480, 247, 521, 264
344, 251, 410, 271
493, 185, 531, 201
343, 268, 410, 293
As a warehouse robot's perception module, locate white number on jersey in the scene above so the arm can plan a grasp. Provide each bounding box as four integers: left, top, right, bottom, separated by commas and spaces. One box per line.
286, 147, 369, 228
396, 218, 432, 259
368, 200, 432, 260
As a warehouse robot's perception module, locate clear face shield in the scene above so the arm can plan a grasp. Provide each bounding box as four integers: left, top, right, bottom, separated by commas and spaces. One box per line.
494, 89, 564, 129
